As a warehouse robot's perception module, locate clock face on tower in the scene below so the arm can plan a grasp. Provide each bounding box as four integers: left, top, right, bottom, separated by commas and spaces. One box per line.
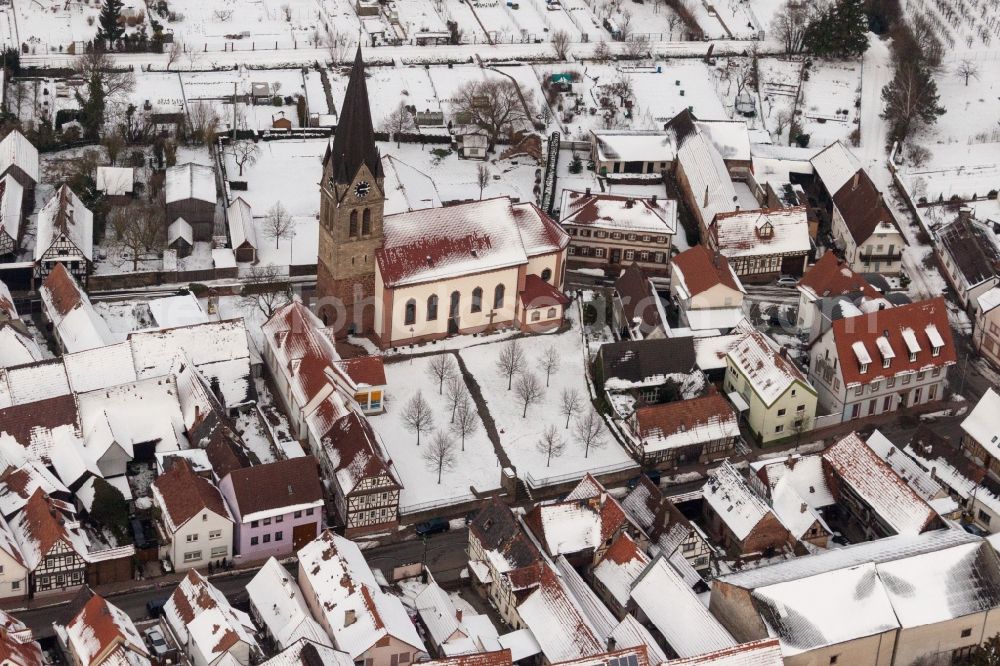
354, 181, 371, 199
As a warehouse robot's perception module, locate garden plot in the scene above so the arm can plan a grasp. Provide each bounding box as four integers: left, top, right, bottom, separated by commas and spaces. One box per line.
438, 0, 490, 43
503, 1, 555, 41
606, 1, 689, 41
182, 69, 308, 102
222, 138, 325, 216
155, 0, 323, 48
366, 67, 440, 128
755, 57, 801, 144
897, 142, 1000, 210
560, 0, 603, 41
798, 60, 860, 147
426, 65, 490, 116
14, 0, 101, 54
0, 8, 16, 50
923, 56, 1000, 146
902, 0, 999, 53
392, 0, 450, 35
522, 0, 583, 39
368, 355, 502, 510
459, 307, 635, 487
467, 0, 523, 42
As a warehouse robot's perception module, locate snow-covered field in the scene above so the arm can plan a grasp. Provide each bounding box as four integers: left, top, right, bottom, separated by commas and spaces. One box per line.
798, 60, 861, 146
368, 355, 502, 511
459, 306, 635, 487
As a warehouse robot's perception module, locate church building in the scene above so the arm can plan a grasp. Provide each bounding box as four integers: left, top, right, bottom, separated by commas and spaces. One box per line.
316, 49, 571, 348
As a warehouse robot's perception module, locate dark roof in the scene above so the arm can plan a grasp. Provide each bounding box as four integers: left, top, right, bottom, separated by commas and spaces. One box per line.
225, 456, 323, 516
204, 428, 253, 479
664, 108, 698, 145
832, 169, 899, 244
938, 215, 1000, 288
671, 245, 742, 297
0, 394, 80, 453
598, 338, 696, 384
469, 497, 541, 570
327, 48, 382, 184
153, 459, 231, 529
797, 252, 880, 299
614, 263, 662, 335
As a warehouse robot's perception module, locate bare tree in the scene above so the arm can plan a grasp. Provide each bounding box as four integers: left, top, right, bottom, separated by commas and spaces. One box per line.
165, 40, 184, 70
575, 409, 606, 458
427, 354, 457, 394
476, 163, 490, 200
188, 101, 220, 145
102, 132, 125, 166
772, 0, 811, 53
263, 201, 296, 249
536, 424, 566, 467
559, 388, 582, 428
539, 345, 560, 387
450, 395, 480, 451
382, 101, 415, 148
325, 28, 352, 64
240, 265, 292, 317
906, 143, 932, 168
551, 30, 571, 59
623, 33, 650, 59
956, 59, 980, 86
593, 38, 612, 64
773, 109, 792, 137
515, 372, 544, 418
73, 51, 135, 102
108, 198, 164, 272
444, 374, 467, 423
496, 339, 526, 390
402, 390, 435, 446
608, 73, 634, 107
423, 430, 458, 483
453, 79, 535, 151
229, 139, 259, 177
665, 13, 680, 40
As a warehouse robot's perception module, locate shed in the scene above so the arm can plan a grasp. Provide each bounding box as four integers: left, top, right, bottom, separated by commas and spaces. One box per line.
95, 167, 135, 198
165, 163, 217, 241
166, 217, 194, 258
227, 198, 257, 263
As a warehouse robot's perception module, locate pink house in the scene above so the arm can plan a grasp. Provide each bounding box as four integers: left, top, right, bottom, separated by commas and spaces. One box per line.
218, 457, 324, 561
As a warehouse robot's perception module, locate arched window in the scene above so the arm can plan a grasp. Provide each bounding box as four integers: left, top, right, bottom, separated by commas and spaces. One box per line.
362, 208, 372, 236
427, 294, 439, 321
547, 307, 557, 318
450, 291, 461, 318
471, 287, 483, 313
531, 310, 541, 322
349, 210, 358, 238
493, 284, 505, 309
404, 299, 417, 326
541, 268, 552, 283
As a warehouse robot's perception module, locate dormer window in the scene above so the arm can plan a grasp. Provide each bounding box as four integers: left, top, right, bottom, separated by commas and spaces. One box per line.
860, 362, 869, 374
883, 358, 890, 368
909, 352, 916, 362
757, 221, 774, 239
932, 345, 941, 357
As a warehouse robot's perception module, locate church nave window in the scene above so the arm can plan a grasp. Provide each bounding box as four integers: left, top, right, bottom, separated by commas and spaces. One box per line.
404, 300, 417, 326
427, 295, 439, 321
471, 287, 483, 313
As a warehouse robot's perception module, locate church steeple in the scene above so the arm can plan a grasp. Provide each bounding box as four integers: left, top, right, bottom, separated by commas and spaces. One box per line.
328, 47, 383, 185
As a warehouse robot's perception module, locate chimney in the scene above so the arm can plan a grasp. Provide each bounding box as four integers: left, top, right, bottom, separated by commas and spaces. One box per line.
585, 187, 591, 196
852, 171, 860, 190
779, 346, 788, 359
456, 609, 463, 623
607, 637, 617, 652
651, 194, 657, 204
344, 610, 357, 627
800, 502, 807, 514
703, 185, 710, 208
625, 199, 634, 209
959, 207, 971, 223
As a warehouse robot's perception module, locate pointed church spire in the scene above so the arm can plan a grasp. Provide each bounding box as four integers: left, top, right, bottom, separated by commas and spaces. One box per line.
329, 46, 382, 184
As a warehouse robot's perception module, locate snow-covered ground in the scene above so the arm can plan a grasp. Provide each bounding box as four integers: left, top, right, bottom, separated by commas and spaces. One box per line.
798, 60, 861, 147
458, 305, 635, 487
368, 355, 502, 511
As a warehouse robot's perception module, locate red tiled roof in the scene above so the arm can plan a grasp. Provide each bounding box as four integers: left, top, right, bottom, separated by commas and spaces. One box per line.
424, 650, 513, 666
335, 356, 386, 388
69, 594, 146, 665
17, 489, 73, 561
314, 409, 395, 494
0, 609, 42, 666
797, 252, 880, 299
0, 394, 79, 452
671, 245, 742, 296
831, 297, 955, 386
634, 393, 737, 442
832, 169, 899, 244
153, 459, 231, 530
40, 263, 82, 317
519, 274, 569, 309
602, 532, 645, 566
224, 456, 323, 517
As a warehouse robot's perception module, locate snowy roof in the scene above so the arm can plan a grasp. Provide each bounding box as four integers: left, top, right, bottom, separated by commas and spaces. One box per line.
809, 141, 861, 195
851, 340, 871, 365
62, 342, 138, 395
591, 130, 676, 163
559, 191, 676, 234
692, 333, 744, 371
165, 163, 216, 204
694, 120, 751, 162
2, 360, 71, 407
164, 570, 256, 653
0, 607, 42, 666
671, 245, 744, 299
95, 167, 134, 196
468, 498, 542, 575
415, 581, 464, 648
702, 462, 774, 542
865, 430, 944, 501
515, 565, 604, 663
710, 207, 810, 258
8, 489, 90, 569
796, 252, 880, 301
148, 294, 207, 330
63, 594, 149, 666
0, 131, 39, 183
750, 563, 899, 656
608, 617, 667, 665
248, 559, 330, 650
298, 530, 423, 657
0, 394, 79, 462
152, 459, 232, 532
227, 198, 257, 250
0, 327, 42, 369
381, 155, 442, 215
0, 175, 23, 246
212, 248, 237, 268
630, 556, 736, 657
963, 388, 1000, 458
592, 533, 650, 608
552, 554, 618, 641
632, 394, 738, 453
752, 455, 834, 510
260, 640, 351, 666
167, 218, 193, 246
675, 131, 737, 225
0, 460, 69, 518
663, 639, 783, 666
978, 286, 1000, 313
727, 329, 812, 406
188, 604, 259, 664
35, 186, 94, 262
378, 197, 564, 288
767, 474, 831, 541
599, 338, 696, 386
40, 264, 112, 353
822, 433, 940, 535
523, 493, 630, 558
75, 475, 133, 513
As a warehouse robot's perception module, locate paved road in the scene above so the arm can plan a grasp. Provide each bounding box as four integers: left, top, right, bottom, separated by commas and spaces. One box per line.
17, 528, 470, 640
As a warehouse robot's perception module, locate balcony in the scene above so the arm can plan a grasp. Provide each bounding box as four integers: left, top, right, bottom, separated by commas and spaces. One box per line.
859, 251, 903, 263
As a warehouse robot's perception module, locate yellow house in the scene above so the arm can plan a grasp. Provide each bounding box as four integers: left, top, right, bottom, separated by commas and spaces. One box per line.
724, 329, 817, 444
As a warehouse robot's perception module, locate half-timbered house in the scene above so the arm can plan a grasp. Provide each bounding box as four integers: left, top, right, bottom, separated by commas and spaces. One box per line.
8, 490, 88, 596
34, 186, 93, 282
707, 207, 811, 283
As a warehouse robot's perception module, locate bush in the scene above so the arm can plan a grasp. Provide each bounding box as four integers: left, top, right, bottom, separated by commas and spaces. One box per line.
795, 133, 811, 148
89, 478, 131, 543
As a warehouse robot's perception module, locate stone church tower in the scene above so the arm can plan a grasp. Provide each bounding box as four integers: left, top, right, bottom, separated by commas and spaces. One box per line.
316, 47, 384, 335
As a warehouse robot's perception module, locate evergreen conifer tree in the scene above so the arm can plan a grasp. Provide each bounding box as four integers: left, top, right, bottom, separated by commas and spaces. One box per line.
96, 0, 125, 49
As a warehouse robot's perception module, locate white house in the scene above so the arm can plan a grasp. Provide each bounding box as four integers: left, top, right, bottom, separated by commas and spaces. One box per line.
0, 517, 27, 600
830, 169, 905, 275
247, 558, 331, 651
151, 458, 234, 571
39, 263, 112, 354
670, 245, 746, 331
57, 592, 150, 666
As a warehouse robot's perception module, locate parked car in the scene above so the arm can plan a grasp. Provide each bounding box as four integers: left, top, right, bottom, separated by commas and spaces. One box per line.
415, 517, 450, 536
146, 596, 169, 618
144, 627, 168, 658
963, 522, 989, 537
776, 275, 798, 287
